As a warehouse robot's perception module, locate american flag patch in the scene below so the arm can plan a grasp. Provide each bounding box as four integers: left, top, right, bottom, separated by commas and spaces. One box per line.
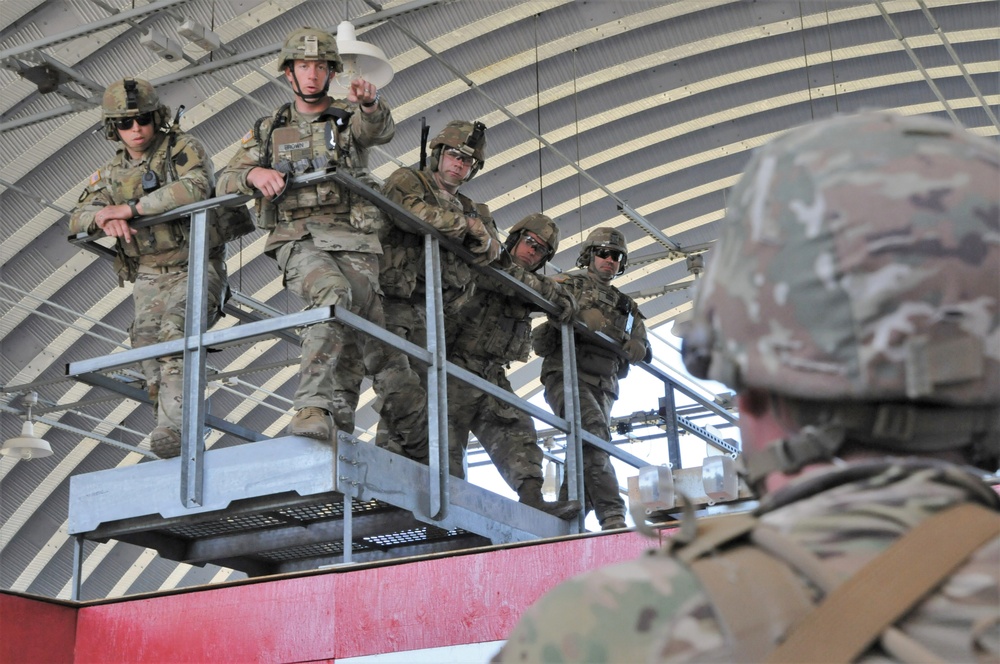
241, 130, 253, 145
89, 170, 102, 185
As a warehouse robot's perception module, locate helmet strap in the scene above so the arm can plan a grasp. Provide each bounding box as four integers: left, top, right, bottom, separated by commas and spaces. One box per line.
738, 423, 846, 496
288, 65, 331, 104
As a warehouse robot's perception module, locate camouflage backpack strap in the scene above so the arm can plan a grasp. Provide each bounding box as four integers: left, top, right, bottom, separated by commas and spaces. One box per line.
411, 168, 436, 199
767, 502, 1000, 664
455, 191, 489, 223
164, 128, 179, 182
668, 513, 817, 663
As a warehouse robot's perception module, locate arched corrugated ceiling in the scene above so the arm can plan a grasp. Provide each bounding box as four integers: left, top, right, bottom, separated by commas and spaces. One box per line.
0, 0, 997, 600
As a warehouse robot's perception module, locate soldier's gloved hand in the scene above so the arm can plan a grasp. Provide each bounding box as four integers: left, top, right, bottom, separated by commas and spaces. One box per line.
579, 308, 605, 332
550, 291, 577, 324
465, 216, 502, 264
623, 338, 649, 364
531, 322, 560, 357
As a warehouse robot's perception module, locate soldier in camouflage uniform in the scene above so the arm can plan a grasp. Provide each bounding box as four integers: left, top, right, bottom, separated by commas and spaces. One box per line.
531, 227, 651, 531
218, 27, 427, 448
374, 120, 502, 461
447, 214, 581, 519
497, 111, 1000, 662
69, 78, 250, 459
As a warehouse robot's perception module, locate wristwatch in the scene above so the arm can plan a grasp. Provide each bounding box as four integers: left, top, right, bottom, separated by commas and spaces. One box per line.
361, 91, 380, 109
127, 199, 140, 218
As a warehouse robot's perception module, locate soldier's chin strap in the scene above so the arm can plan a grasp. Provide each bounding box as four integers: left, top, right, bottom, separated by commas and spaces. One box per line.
289, 68, 330, 104
738, 425, 846, 496
738, 403, 1000, 496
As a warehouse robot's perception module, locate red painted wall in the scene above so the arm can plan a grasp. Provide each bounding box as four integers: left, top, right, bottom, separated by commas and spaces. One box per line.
70, 531, 653, 662
0, 593, 76, 664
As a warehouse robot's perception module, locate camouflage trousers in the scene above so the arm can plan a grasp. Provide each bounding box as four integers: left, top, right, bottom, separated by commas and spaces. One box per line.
446, 354, 544, 489
541, 369, 626, 523
130, 257, 227, 433
278, 238, 427, 452
372, 297, 428, 462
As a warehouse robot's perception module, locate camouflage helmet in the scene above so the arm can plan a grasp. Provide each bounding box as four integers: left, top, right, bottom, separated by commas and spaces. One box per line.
278, 27, 343, 73
576, 227, 628, 274
101, 78, 169, 140
682, 111, 1000, 476
506, 213, 559, 269
428, 120, 487, 180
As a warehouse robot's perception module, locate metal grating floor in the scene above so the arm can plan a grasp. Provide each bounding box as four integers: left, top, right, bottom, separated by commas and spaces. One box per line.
161, 498, 389, 539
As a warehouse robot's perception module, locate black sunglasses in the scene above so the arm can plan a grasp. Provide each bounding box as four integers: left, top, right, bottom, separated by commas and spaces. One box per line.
594, 248, 623, 262
114, 113, 154, 131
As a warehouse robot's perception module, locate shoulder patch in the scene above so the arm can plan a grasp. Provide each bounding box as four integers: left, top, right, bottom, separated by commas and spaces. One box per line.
89, 170, 102, 185
241, 130, 253, 145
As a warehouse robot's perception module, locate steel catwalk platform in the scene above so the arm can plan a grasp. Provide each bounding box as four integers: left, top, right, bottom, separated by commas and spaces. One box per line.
68, 433, 573, 577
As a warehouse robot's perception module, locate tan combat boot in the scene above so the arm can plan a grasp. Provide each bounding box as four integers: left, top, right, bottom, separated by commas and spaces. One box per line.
150, 426, 181, 459
600, 515, 628, 531
517, 478, 582, 520
290, 407, 332, 440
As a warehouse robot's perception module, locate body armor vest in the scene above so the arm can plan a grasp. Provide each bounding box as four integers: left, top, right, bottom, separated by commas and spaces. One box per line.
271, 120, 346, 218
574, 278, 632, 376
111, 130, 252, 261
254, 102, 376, 233
450, 288, 532, 362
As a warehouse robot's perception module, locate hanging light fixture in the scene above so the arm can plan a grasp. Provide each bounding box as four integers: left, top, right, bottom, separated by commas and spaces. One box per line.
2, 392, 53, 460
331, 20, 393, 95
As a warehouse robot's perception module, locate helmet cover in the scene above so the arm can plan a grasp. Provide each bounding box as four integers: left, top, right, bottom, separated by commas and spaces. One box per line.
682, 111, 1000, 409
506, 213, 560, 268
101, 78, 169, 140
279, 27, 343, 73
576, 226, 628, 273
428, 120, 487, 179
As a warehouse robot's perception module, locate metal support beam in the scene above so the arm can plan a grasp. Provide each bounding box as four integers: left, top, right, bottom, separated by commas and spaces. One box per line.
180, 209, 210, 507
66, 306, 336, 376
71, 536, 84, 601
561, 323, 585, 532
0, 0, 189, 60
659, 390, 681, 469
425, 236, 449, 520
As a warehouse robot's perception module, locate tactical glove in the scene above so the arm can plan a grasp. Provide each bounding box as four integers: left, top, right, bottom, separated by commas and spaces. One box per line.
579, 308, 605, 333
531, 323, 560, 357
550, 291, 578, 324
623, 338, 649, 364
465, 216, 502, 265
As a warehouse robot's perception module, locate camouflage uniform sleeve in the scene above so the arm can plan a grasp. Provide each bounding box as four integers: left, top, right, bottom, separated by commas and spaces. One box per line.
139, 133, 212, 215
627, 296, 651, 363
217, 122, 267, 196
382, 167, 471, 240
350, 98, 394, 149
495, 553, 721, 663
555, 272, 586, 302
498, 264, 568, 310
69, 168, 115, 235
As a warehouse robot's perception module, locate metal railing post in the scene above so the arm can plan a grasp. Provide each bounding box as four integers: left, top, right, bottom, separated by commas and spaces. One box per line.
180, 208, 210, 508
425, 235, 449, 520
